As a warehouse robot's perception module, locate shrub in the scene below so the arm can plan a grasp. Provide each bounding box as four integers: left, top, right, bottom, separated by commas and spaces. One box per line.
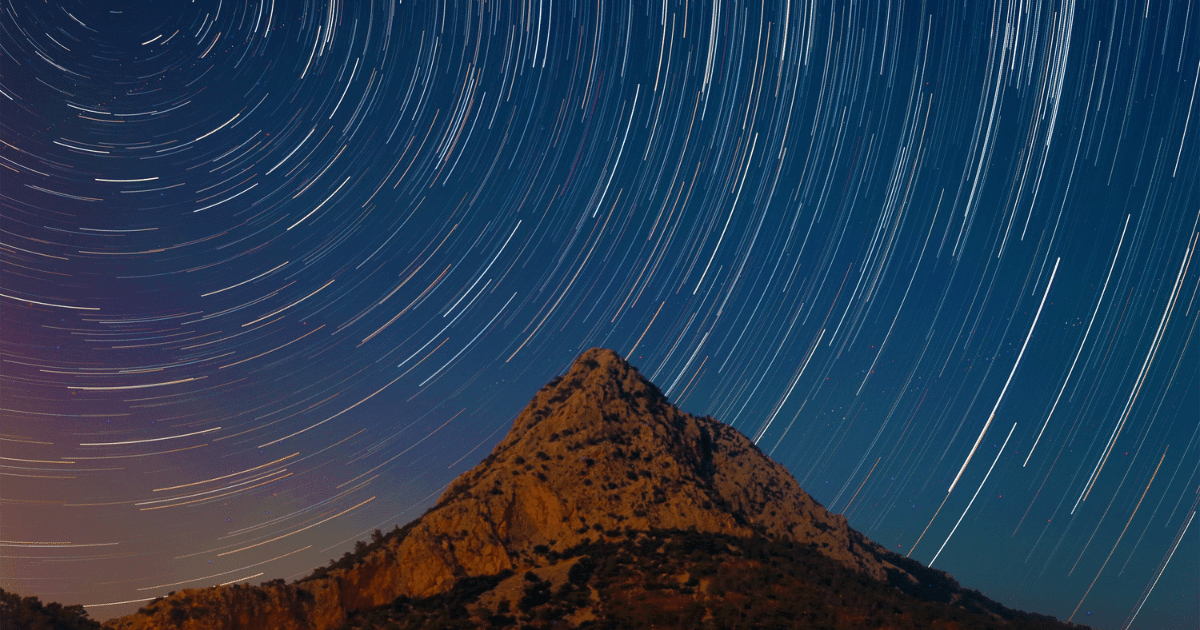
568, 557, 596, 585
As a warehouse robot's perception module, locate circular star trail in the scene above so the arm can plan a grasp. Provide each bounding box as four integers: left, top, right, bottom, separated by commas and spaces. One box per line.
1, 1, 1197, 627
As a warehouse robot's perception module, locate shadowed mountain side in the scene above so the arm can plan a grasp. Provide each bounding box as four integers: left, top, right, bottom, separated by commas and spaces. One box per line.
103, 349, 1086, 630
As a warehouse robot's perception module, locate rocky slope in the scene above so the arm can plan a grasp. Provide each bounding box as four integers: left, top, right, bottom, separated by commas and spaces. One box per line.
102, 348, 1075, 630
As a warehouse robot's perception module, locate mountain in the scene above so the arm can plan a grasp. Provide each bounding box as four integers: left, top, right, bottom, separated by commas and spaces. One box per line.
92, 348, 1086, 630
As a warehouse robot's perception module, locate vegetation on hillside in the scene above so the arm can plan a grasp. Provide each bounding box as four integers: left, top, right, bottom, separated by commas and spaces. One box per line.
0, 588, 101, 630
330, 528, 1091, 630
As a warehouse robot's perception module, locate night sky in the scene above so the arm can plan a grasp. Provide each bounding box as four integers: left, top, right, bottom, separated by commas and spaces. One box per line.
1, 1, 1197, 628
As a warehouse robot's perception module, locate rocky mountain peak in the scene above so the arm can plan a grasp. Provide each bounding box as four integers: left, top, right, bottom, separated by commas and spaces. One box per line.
493, 347, 669, 447
426, 348, 895, 581
104, 349, 909, 630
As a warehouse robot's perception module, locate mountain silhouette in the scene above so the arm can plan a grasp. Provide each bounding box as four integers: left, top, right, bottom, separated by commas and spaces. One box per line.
88, 348, 1086, 630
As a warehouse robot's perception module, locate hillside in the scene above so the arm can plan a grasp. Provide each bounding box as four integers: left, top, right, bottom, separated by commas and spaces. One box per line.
335, 529, 1085, 629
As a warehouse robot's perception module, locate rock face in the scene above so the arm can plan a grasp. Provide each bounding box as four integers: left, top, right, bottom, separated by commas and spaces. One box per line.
105, 348, 908, 630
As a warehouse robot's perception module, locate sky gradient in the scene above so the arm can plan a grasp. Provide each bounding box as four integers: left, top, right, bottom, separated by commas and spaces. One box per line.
1, 1, 1197, 628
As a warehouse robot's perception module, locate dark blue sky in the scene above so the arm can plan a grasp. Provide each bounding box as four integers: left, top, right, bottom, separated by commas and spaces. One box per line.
1, 1, 1196, 628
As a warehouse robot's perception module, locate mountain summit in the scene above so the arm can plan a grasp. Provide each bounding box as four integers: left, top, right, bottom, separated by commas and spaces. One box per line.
105, 349, 1084, 630
418, 347, 899, 582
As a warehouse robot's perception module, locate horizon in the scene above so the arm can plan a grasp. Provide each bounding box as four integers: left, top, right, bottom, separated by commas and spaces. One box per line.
1, 2, 1196, 629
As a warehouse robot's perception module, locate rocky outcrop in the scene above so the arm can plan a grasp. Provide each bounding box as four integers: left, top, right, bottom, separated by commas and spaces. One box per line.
105, 348, 908, 630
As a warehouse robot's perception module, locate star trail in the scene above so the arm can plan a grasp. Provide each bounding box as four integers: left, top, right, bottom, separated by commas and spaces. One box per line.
1, 1, 1196, 628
